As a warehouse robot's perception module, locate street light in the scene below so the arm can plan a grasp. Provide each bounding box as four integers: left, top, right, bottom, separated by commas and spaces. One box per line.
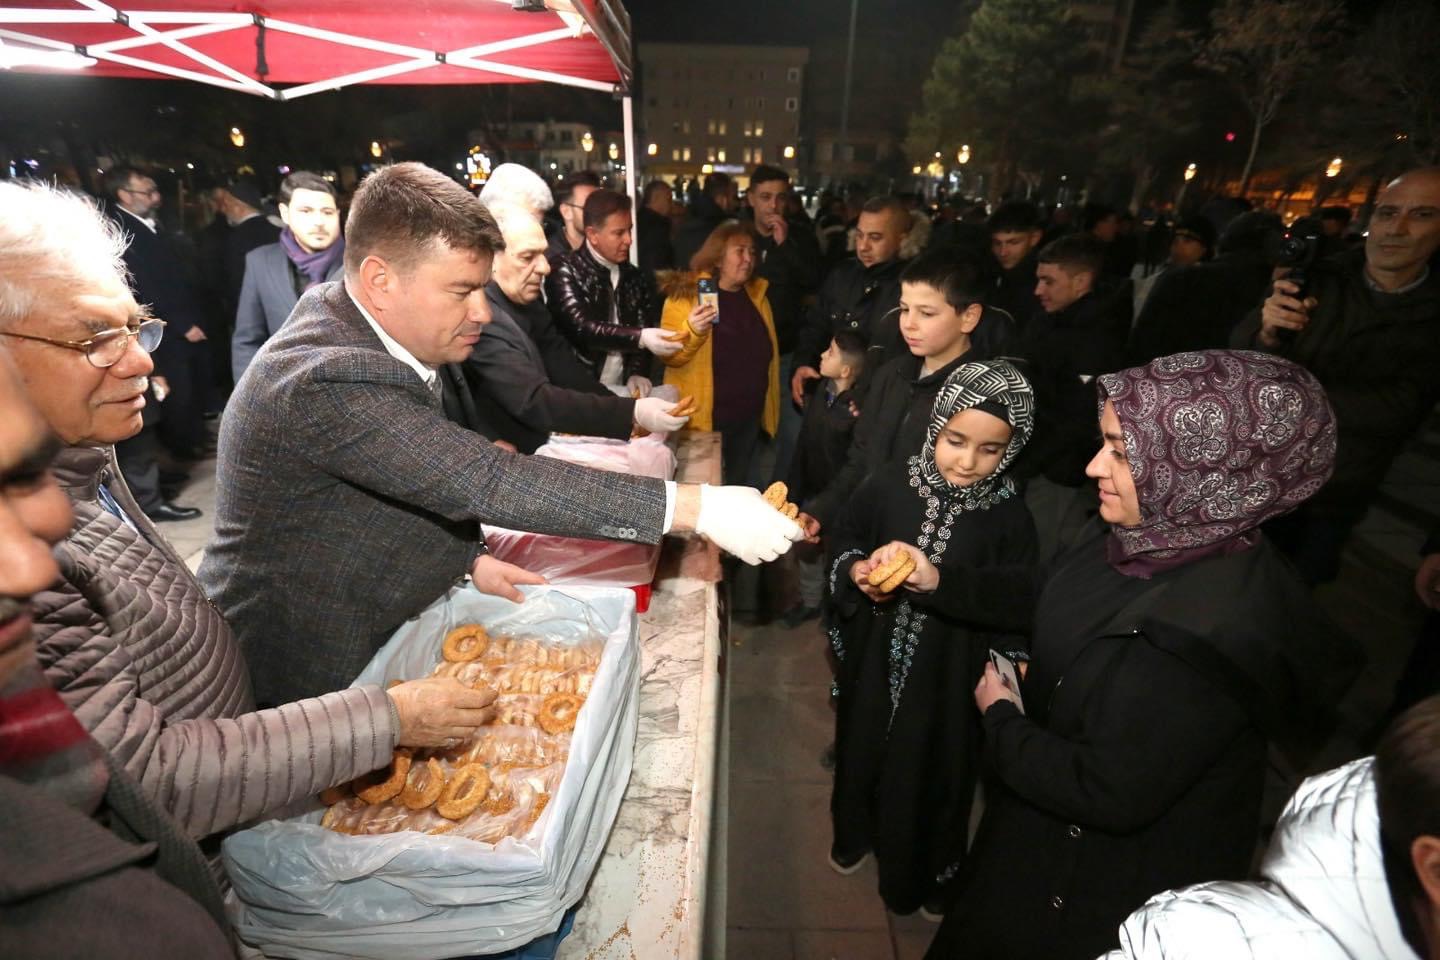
1184, 162, 1197, 181
229, 126, 245, 148
783, 145, 796, 159
912, 164, 922, 175
608, 142, 619, 161
957, 144, 970, 165
647, 142, 658, 156
1325, 156, 1343, 178
581, 131, 594, 154
370, 140, 383, 158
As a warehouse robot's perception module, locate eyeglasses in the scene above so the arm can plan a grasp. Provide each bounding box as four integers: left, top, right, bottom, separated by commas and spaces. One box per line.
120, 185, 161, 198
0, 318, 166, 368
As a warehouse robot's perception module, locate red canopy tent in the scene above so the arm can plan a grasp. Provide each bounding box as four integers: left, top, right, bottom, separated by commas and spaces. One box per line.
0, 0, 638, 205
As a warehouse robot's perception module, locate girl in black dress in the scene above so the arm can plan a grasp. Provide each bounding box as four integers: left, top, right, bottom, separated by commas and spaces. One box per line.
827, 359, 1037, 916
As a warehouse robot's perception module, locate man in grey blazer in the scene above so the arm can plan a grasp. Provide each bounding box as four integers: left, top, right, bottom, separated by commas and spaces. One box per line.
231, 171, 344, 380
200, 162, 800, 706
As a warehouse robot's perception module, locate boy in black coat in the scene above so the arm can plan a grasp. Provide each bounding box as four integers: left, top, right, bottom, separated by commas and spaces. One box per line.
783, 330, 866, 624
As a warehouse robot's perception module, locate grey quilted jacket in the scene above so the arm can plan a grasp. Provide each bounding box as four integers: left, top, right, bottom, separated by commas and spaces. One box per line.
33, 445, 399, 840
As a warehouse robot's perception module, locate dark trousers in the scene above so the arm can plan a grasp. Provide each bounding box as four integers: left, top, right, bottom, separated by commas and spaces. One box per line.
718, 417, 764, 488
156, 339, 211, 456
115, 425, 164, 513
1390, 611, 1440, 720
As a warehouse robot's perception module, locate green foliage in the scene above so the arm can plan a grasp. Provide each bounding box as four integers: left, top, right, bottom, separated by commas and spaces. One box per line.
905, 0, 1090, 193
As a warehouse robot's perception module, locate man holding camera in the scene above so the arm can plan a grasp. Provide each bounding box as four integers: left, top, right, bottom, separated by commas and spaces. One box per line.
1233, 167, 1440, 583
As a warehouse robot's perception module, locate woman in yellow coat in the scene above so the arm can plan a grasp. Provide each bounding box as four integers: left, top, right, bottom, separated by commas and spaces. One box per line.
658, 220, 781, 487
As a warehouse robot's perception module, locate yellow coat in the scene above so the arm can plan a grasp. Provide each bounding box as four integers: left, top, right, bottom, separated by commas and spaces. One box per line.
658, 273, 781, 436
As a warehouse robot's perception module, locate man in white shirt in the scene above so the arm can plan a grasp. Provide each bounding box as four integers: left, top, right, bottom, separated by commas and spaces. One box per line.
200, 162, 801, 705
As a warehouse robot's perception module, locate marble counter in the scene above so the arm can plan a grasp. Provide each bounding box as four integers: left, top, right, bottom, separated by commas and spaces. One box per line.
557, 431, 726, 959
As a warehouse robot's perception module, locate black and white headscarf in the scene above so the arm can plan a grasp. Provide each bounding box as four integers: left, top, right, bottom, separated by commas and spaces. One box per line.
913, 359, 1035, 510
876, 360, 1034, 722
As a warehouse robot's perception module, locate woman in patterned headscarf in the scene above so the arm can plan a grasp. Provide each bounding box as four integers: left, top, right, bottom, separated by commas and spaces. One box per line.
928, 350, 1361, 960
826, 359, 1038, 917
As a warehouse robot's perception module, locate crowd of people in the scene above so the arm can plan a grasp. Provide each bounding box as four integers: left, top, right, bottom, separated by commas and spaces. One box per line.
0, 151, 1438, 960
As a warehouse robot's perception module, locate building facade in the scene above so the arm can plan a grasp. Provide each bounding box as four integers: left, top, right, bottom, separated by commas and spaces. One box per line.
636, 43, 808, 188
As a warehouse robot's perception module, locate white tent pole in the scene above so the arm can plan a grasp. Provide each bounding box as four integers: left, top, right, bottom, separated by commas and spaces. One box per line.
0, 27, 80, 49
0, 10, 110, 23
448, 57, 613, 91
277, 59, 440, 100
72, 0, 272, 94
91, 21, 246, 55
124, 10, 253, 23
623, 92, 637, 266
88, 48, 267, 93
261, 18, 432, 59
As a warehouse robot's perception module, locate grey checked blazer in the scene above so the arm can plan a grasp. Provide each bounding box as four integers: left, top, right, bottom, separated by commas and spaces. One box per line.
199, 282, 668, 705
231, 242, 344, 380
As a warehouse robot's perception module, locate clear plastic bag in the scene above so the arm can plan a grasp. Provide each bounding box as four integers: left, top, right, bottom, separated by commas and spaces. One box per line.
222, 586, 640, 960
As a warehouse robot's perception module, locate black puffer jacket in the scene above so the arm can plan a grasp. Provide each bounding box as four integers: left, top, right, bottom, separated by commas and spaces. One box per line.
544, 245, 663, 381
795, 256, 906, 371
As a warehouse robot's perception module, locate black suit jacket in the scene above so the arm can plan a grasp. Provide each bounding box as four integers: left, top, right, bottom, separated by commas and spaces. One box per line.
463, 285, 636, 453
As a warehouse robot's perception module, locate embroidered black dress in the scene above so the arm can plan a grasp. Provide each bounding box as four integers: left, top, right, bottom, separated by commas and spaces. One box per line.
827, 460, 1037, 914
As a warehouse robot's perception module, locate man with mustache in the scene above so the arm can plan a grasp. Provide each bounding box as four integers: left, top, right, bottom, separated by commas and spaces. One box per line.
0, 354, 235, 957
0, 178, 498, 844
1234, 166, 1440, 584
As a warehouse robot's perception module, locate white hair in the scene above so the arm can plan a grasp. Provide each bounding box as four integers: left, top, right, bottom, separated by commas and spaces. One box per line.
0, 180, 130, 329
479, 163, 554, 219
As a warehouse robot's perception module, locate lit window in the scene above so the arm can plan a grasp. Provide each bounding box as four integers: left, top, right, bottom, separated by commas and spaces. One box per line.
755, 122, 764, 137
707, 119, 716, 135
718, 149, 726, 162
755, 147, 763, 163
719, 121, 727, 136
745, 121, 754, 137
682, 120, 691, 134
683, 147, 692, 161
707, 147, 716, 162
672, 148, 680, 161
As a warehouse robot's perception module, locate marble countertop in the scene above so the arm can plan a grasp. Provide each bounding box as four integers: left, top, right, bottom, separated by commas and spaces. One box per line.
557, 431, 724, 959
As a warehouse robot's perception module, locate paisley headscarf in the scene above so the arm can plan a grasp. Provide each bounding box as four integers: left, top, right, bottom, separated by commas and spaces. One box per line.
913, 358, 1035, 511
1097, 350, 1336, 578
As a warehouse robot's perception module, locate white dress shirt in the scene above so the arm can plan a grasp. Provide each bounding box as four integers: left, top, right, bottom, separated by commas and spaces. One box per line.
345, 283, 678, 530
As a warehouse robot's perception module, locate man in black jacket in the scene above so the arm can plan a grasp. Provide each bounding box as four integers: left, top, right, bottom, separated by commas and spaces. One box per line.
103, 166, 205, 521
791, 195, 912, 406
1015, 234, 1128, 559
673, 171, 739, 270
798, 252, 994, 536
464, 206, 686, 452
1126, 211, 1281, 366
545, 170, 600, 262
636, 179, 676, 273
545, 189, 677, 393
1233, 166, 1440, 583
986, 200, 1045, 335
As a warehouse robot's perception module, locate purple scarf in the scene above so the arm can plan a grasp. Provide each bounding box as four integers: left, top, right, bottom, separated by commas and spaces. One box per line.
280, 227, 345, 290
1097, 350, 1336, 578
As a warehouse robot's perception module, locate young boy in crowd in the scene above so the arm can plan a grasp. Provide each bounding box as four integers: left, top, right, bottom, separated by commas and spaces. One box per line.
796, 250, 998, 542
783, 330, 867, 626
827, 360, 1037, 917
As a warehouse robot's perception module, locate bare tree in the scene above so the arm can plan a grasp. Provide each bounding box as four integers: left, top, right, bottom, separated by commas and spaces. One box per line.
1201, 0, 1346, 194
1345, 0, 1440, 166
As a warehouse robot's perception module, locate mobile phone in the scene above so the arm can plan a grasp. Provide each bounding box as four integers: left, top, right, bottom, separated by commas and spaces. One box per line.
988, 649, 1025, 714
697, 277, 719, 317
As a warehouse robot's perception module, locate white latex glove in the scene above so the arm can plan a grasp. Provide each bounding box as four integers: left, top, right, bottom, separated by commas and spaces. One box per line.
626, 375, 653, 398
639, 326, 684, 357
634, 396, 688, 433
694, 483, 803, 565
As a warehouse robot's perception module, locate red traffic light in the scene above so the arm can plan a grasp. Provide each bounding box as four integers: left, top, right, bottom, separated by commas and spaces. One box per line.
1225, 131, 1237, 142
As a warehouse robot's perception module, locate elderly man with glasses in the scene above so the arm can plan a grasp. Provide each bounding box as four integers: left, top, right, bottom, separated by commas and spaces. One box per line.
0, 179, 498, 857
103, 165, 208, 521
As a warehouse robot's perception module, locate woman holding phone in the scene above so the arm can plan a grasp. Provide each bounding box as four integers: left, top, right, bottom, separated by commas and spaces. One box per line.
657, 220, 779, 486
921, 350, 1360, 960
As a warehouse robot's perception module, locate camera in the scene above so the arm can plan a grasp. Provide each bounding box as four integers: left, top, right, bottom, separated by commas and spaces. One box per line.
1276, 215, 1325, 300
